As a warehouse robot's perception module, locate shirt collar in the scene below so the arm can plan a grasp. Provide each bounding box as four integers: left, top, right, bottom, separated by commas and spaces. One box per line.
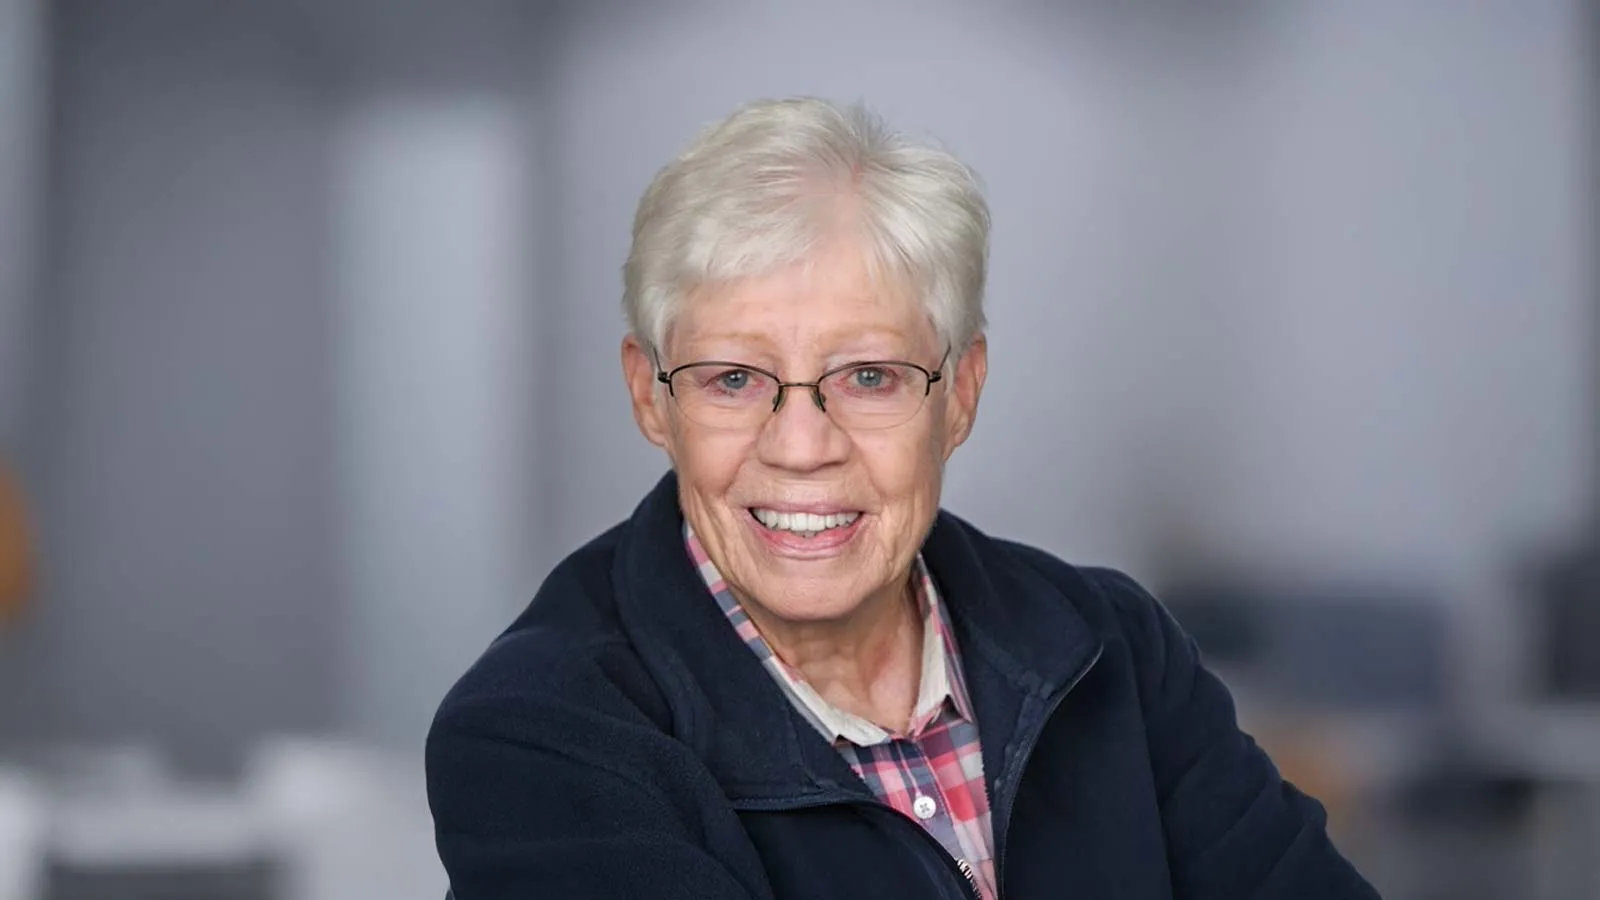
684, 521, 974, 746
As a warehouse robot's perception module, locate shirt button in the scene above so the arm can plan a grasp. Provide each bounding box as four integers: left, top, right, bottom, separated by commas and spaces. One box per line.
912, 794, 937, 820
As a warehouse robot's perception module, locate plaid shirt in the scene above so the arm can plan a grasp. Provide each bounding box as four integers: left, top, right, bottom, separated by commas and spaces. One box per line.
686, 524, 997, 899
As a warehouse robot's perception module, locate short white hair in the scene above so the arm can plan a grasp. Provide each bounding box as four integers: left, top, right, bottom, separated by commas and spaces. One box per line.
623, 97, 990, 359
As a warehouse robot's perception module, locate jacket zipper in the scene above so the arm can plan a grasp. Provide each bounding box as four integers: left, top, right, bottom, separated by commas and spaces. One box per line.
955, 857, 981, 896
991, 645, 1103, 899
731, 646, 1102, 900
735, 794, 980, 900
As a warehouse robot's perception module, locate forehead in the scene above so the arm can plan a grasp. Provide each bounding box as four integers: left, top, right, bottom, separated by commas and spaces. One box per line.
672, 245, 933, 356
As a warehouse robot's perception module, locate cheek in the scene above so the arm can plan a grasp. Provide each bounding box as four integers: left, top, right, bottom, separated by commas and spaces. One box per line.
857, 428, 946, 519
666, 424, 753, 504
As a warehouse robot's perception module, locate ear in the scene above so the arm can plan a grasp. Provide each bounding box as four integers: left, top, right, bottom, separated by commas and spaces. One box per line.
622, 335, 671, 448
942, 335, 987, 458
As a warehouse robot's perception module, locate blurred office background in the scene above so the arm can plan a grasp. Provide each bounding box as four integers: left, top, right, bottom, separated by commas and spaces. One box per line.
0, 0, 1595, 897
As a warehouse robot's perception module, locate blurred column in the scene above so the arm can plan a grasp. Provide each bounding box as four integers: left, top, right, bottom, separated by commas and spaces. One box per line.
0, 0, 44, 446
1589, 0, 1600, 523
332, 95, 538, 752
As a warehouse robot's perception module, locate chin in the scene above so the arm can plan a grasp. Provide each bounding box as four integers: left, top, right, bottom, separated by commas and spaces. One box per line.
743, 575, 872, 624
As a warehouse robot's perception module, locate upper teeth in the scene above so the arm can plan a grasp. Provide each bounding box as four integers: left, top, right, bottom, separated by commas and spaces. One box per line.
753, 509, 860, 532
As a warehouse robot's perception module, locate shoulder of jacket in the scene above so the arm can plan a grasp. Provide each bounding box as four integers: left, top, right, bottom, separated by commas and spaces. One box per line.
431, 520, 674, 745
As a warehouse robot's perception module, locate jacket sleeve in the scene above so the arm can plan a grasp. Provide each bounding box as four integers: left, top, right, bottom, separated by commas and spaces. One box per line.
1090, 568, 1384, 900
426, 674, 763, 899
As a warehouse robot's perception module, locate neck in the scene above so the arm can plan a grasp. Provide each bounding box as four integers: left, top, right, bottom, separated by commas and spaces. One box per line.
741, 574, 924, 735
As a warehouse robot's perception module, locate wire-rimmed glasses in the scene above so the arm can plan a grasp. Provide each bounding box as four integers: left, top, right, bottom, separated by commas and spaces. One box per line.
656, 350, 949, 432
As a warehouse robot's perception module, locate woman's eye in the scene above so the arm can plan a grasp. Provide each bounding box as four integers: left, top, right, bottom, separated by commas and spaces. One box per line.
852, 367, 889, 389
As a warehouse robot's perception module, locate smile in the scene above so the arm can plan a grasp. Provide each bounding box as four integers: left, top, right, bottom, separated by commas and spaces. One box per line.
748, 508, 861, 539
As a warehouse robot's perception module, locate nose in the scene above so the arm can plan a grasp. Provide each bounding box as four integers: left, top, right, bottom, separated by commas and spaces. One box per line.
756, 383, 851, 472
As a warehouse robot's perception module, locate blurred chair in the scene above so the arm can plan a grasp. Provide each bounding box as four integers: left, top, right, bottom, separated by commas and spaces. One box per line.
1387, 760, 1546, 900
1523, 534, 1600, 700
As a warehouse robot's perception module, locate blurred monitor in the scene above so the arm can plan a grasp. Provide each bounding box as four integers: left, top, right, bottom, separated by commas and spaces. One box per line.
1162, 579, 1448, 711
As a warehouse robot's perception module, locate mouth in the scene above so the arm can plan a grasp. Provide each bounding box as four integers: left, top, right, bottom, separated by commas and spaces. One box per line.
747, 507, 863, 540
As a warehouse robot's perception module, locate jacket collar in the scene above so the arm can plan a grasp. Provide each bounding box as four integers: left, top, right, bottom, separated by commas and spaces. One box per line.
611, 471, 1103, 802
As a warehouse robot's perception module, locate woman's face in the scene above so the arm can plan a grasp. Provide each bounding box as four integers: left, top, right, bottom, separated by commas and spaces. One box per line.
622, 241, 987, 628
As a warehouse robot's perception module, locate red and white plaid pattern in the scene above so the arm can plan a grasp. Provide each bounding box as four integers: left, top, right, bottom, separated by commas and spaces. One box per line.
686, 524, 997, 899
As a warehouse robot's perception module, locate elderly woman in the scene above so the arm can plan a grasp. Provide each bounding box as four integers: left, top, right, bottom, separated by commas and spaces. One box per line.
426, 98, 1380, 900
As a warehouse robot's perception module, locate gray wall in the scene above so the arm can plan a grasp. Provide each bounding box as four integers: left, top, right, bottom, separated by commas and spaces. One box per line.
18, 1, 338, 769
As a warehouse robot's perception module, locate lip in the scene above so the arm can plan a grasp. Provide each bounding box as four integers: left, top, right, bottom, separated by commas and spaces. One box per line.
744, 507, 865, 557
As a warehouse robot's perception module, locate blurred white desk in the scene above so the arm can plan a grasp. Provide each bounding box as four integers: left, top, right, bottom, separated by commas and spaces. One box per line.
48, 787, 271, 871
43, 785, 277, 900
2, 738, 446, 900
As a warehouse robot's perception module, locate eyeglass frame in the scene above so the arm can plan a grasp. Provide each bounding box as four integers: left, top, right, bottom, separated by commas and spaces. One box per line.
654, 347, 952, 426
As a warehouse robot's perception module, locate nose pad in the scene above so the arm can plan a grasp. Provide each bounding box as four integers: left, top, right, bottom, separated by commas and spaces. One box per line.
769, 384, 828, 414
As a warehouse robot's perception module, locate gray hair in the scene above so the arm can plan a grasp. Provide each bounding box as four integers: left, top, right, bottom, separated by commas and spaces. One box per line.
622, 97, 990, 359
